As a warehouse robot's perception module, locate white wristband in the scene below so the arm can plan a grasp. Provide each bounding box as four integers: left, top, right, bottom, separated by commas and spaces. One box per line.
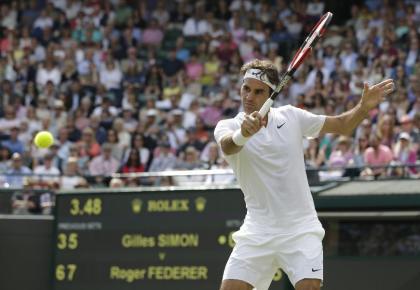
232, 129, 249, 146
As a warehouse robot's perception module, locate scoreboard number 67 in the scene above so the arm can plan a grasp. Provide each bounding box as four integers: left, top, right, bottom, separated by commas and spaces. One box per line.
56, 264, 77, 281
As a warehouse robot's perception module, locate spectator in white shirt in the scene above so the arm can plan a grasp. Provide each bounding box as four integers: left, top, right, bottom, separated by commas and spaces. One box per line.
340, 43, 358, 73
306, 0, 325, 17
34, 153, 61, 183
183, 14, 200, 37
92, 97, 119, 117
0, 105, 21, 135
99, 59, 122, 90
61, 157, 86, 189
1, 3, 17, 30
36, 59, 62, 88
33, 9, 54, 30
229, 0, 253, 12
65, 0, 82, 20
88, 143, 120, 176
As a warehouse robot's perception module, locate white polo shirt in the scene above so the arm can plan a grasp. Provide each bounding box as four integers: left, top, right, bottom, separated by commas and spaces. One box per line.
214, 105, 326, 235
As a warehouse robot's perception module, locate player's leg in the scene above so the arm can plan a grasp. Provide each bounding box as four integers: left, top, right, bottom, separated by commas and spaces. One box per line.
219, 265, 277, 290
220, 233, 276, 290
295, 278, 321, 290
219, 279, 253, 290
276, 228, 325, 289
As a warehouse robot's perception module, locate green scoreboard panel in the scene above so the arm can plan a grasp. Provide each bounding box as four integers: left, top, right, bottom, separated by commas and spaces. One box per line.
53, 188, 290, 290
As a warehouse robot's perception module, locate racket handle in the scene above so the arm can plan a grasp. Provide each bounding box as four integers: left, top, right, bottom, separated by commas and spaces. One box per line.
259, 98, 273, 117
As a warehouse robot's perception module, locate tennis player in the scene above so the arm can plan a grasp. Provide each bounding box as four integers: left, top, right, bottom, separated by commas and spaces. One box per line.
214, 59, 394, 290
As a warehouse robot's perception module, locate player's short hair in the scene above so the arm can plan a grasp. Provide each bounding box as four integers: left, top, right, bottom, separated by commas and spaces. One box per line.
240, 59, 280, 89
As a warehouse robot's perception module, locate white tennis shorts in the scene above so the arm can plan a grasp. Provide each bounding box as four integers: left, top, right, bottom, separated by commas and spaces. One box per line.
222, 228, 325, 289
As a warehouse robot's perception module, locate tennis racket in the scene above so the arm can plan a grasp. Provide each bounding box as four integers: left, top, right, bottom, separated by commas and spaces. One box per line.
258, 11, 333, 117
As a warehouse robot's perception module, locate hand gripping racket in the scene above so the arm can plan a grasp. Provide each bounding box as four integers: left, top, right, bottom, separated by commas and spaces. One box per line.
258, 12, 333, 117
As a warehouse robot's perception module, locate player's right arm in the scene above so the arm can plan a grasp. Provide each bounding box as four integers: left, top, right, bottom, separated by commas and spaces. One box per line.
215, 112, 265, 156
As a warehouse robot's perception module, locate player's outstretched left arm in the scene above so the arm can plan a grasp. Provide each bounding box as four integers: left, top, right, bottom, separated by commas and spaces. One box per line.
320, 79, 394, 136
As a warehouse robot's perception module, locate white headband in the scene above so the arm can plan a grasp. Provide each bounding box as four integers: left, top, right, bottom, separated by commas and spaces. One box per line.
243, 68, 277, 91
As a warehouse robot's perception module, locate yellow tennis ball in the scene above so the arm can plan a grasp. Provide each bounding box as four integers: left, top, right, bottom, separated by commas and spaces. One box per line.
34, 131, 54, 148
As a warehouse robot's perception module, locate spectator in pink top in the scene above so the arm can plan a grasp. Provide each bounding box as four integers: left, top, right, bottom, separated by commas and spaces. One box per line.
200, 94, 223, 128
142, 19, 163, 47
363, 133, 393, 177
185, 54, 203, 80
328, 136, 353, 168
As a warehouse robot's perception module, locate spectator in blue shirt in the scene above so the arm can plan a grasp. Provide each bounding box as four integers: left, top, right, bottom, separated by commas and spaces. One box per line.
5, 153, 32, 189
1, 127, 25, 154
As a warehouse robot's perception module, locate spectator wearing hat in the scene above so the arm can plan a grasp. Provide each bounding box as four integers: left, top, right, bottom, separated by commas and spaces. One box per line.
399, 115, 418, 144
392, 132, 417, 176
5, 153, 32, 189
52, 99, 67, 130
144, 108, 160, 133
88, 143, 120, 176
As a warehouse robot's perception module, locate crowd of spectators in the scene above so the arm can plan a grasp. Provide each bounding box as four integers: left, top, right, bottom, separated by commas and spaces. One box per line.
332, 221, 420, 256
0, 0, 419, 191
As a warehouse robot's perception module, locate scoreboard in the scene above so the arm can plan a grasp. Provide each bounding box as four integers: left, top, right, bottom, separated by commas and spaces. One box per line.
53, 188, 290, 290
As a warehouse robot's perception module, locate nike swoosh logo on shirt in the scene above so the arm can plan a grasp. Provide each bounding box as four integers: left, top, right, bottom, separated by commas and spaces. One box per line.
312, 268, 322, 272
277, 122, 286, 129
